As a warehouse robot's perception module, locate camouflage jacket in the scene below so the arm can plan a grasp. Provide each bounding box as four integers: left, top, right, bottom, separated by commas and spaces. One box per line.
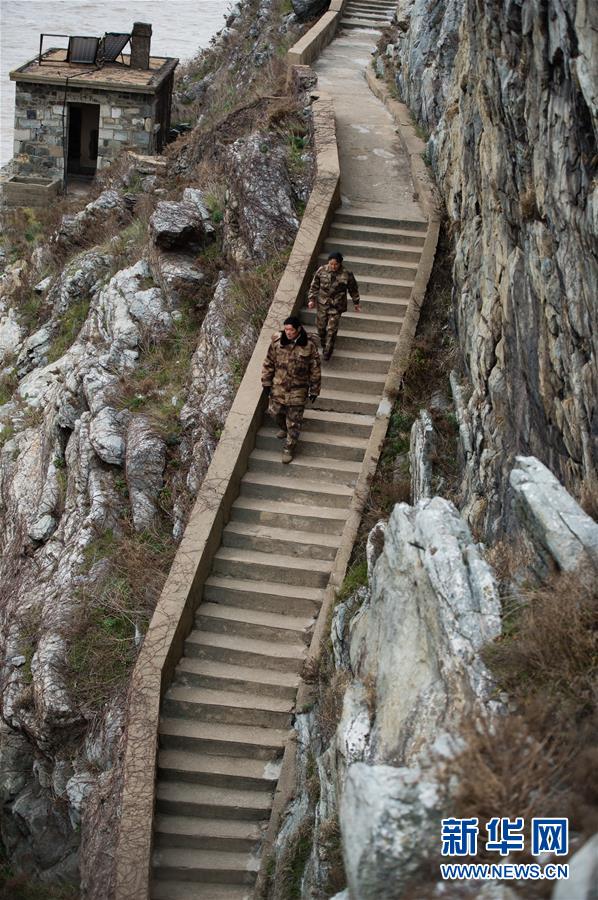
261, 327, 321, 406
307, 264, 360, 313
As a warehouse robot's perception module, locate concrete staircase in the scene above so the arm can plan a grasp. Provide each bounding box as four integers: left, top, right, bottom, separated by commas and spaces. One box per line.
340, 0, 396, 30
150, 207, 427, 899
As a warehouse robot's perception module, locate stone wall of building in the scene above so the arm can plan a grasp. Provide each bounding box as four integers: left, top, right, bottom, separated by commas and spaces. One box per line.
13, 82, 158, 176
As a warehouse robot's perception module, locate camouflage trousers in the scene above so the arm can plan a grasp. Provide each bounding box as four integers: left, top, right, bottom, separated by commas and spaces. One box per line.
316, 302, 342, 357
268, 399, 305, 451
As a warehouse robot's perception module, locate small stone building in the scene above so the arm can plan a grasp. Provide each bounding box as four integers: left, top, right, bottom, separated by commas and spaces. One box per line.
8, 23, 178, 184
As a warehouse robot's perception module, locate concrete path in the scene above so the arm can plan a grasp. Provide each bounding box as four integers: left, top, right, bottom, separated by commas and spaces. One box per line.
149, 8, 428, 899
314, 21, 424, 220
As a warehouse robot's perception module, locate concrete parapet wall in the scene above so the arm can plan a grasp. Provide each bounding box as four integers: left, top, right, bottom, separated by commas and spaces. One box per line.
286, 1, 348, 67
113, 88, 340, 900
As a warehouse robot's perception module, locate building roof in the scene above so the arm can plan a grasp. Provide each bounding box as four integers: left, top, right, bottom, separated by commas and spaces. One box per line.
10, 49, 178, 94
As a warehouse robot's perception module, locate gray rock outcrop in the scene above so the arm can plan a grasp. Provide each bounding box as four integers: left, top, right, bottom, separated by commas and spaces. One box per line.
149, 200, 207, 249
391, 0, 597, 538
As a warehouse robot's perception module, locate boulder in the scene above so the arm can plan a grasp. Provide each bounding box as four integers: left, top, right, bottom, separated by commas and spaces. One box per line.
341, 762, 442, 900
149, 200, 206, 249
89, 407, 129, 466
553, 832, 598, 900
291, 0, 330, 21
510, 456, 598, 571
349, 497, 501, 761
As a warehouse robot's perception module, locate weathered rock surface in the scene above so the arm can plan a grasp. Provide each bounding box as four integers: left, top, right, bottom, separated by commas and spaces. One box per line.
510, 455, 598, 572
350, 497, 501, 761
391, 0, 597, 538
125, 416, 166, 532
149, 200, 207, 249
552, 832, 598, 900
292, 0, 330, 21
409, 409, 434, 501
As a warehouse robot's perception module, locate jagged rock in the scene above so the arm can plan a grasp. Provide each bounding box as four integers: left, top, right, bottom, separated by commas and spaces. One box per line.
365, 519, 386, 587
393, 0, 597, 536
94, 260, 171, 354
149, 200, 206, 249
341, 762, 442, 900
16, 327, 52, 375
65, 772, 96, 828
510, 456, 598, 572
55, 189, 126, 246
174, 275, 255, 537
182, 188, 215, 234
34, 276, 52, 294
331, 587, 367, 670
410, 409, 434, 501
223, 132, 299, 262
89, 407, 129, 466
28, 514, 57, 543
552, 832, 598, 900
350, 497, 501, 761
0, 310, 22, 363
291, 0, 329, 21
125, 417, 166, 531
152, 250, 207, 306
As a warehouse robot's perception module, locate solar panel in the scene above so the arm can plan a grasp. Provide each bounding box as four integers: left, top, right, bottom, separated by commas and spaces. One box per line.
67, 36, 99, 64
103, 33, 130, 61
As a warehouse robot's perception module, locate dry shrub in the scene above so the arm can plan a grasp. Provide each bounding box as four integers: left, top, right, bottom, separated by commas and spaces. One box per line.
484, 537, 536, 587
448, 570, 598, 877
271, 816, 314, 900
66, 525, 176, 712
316, 668, 351, 744
520, 188, 538, 221
320, 814, 346, 895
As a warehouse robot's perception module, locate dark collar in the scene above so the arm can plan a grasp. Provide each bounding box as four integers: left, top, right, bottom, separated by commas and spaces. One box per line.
280, 327, 308, 347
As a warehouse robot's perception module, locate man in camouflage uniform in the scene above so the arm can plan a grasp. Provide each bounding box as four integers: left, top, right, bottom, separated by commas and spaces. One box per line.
308, 251, 361, 360
262, 316, 321, 463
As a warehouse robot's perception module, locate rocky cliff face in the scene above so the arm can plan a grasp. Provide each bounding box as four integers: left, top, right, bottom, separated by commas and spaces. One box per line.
0, 0, 312, 890
385, 0, 597, 538
269, 458, 597, 899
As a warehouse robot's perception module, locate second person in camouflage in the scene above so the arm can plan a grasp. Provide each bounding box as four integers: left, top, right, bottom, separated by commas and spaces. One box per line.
307, 251, 361, 360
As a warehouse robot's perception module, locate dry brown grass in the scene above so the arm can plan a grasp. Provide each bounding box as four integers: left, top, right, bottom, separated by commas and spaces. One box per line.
445, 570, 598, 888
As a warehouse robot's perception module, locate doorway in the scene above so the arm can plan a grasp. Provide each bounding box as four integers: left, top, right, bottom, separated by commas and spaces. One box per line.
67, 103, 100, 176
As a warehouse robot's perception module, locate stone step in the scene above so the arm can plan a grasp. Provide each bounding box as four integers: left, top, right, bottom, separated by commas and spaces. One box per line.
176, 657, 300, 700
314, 387, 379, 415
203, 573, 324, 616
248, 448, 361, 486
345, 4, 394, 14
185, 629, 307, 673
301, 306, 403, 333
321, 367, 386, 396
344, 6, 394, 19
152, 846, 260, 885
329, 221, 426, 246
340, 16, 389, 28
154, 813, 262, 853
163, 685, 294, 730
211, 545, 333, 588
302, 407, 375, 436
323, 236, 422, 262
196, 601, 313, 641
334, 210, 427, 231
240, 470, 353, 508
321, 348, 392, 374
305, 325, 396, 354
157, 750, 281, 791
317, 252, 418, 280
352, 273, 414, 299
354, 295, 409, 317
256, 426, 367, 462
151, 879, 251, 900
229, 495, 346, 536
223, 517, 340, 560
159, 718, 288, 759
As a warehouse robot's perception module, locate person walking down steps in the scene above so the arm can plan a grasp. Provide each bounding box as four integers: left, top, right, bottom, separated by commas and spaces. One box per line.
261, 316, 321, 464
307, 251, 361, 361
